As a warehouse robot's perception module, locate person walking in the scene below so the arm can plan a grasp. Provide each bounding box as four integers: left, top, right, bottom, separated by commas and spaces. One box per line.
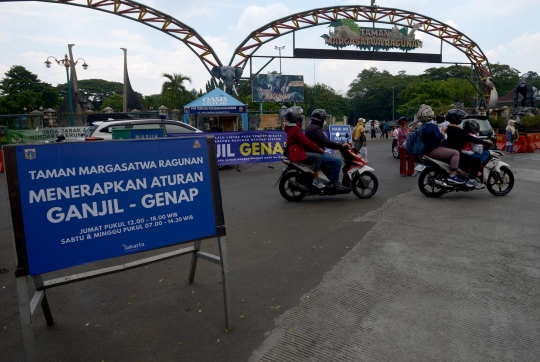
370, 120, 377, 139
380, 119, 389, 138
352, 118, 367, 151
505, 118, 518, 154
395, 117, 415, 176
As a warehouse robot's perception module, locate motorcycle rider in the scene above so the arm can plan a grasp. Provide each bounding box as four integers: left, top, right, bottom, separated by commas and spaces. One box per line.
417, 104, 465, 185
283, 106, 326, 188
305, 109, 350, 190
445, 109, 493, 189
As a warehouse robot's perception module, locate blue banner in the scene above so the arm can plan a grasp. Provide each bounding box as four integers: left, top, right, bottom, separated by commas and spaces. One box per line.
169, 131, 287, 165
14, 137, 218, 275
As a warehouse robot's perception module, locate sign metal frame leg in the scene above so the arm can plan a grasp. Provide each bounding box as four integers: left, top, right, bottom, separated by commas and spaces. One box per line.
188, 236, 233, 332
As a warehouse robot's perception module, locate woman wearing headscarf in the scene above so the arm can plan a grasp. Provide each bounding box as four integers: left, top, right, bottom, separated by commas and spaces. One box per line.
505, 118, 518, 154
352, 118, 367, 151
395, 117, 415, 176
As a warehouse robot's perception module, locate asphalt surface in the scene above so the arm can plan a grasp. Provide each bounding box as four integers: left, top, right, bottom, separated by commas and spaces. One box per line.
1, 137, 539, 361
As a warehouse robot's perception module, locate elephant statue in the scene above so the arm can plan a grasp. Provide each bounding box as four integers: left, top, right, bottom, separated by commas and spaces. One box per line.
211, 66, 243, 96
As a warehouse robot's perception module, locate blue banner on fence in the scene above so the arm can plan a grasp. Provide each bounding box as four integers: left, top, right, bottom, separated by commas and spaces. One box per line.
14, 137, 218, 275
169, 131, 287, 165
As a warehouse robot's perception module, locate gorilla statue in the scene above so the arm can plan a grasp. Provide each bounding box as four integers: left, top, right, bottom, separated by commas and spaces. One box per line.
513, 79, 536, 108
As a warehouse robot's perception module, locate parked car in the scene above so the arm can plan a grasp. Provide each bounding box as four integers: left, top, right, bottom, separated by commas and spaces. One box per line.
78, 119, 201, 141
365, 120, 380, 133
460, 116, 497, 147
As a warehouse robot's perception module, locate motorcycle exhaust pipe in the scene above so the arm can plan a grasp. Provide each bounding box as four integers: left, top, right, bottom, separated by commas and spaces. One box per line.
433, 179, 452, 188
288, 180, 310, 193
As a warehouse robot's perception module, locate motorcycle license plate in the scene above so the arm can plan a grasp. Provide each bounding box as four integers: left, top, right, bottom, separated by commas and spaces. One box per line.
414, 164, 426, 172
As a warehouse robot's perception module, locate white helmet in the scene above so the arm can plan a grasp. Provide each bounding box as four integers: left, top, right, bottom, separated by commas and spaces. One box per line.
416, 104, 435, 122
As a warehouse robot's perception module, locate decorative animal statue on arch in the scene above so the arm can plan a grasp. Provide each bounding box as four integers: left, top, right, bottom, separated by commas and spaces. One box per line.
514, 79, 537, 108
211, 66, 243, 96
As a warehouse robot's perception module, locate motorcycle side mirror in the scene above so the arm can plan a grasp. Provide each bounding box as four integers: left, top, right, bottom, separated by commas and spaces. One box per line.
345, 132, 349, 139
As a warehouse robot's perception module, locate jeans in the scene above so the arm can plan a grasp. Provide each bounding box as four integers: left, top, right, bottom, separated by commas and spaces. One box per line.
302, 152, 322, 172
320, 152, 342, 183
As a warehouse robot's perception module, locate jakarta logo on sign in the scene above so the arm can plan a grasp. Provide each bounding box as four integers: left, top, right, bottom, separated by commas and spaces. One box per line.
15, 137, 217, 275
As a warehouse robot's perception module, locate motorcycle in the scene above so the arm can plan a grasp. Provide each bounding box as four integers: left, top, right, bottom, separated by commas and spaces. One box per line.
275, 137, 378, 201
416, 149, 514, 197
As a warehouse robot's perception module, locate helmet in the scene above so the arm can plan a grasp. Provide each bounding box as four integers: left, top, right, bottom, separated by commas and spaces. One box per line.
445, 109, 468, 125
416, 104, 435, 122
463, 119, 480, 134
397, 116, 407, 125
435, 114, 445, 124
285, 106, 303, 124
311, 109, 329, 125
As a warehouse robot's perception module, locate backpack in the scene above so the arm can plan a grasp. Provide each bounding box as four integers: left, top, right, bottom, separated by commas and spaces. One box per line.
405, 124, 426, 155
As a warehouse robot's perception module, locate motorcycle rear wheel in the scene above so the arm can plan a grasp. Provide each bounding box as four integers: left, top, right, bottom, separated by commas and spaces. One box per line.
418, 167, 447, 198
486, 166, 514, 196
279, 171, 307, 201
351, 171, 378, 199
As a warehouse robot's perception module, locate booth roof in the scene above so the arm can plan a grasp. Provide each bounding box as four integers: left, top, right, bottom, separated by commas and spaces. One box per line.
185, 88, 246, 108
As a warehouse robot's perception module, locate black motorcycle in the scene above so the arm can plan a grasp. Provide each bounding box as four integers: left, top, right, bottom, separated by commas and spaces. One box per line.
275, 145, 378, 201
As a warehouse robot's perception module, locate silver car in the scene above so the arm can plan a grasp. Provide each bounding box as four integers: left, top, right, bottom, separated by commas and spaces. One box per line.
79, 119, 202, 141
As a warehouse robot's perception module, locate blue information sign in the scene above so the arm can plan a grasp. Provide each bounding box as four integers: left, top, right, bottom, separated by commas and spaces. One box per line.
329, 125, 352, 143
14, 137, 219, 275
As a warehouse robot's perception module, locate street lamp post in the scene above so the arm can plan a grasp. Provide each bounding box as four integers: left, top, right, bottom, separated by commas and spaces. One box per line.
274, 46, 285, 74
44, 54, 88, 127
388, 84, 404, 121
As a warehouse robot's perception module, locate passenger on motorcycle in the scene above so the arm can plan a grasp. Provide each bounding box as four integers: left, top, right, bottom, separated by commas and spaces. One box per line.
417, 104, 466, 185
462, 119, 491, 165
305, 109, 350, 190
445, 109, 493, 189
283, 106, 326, 189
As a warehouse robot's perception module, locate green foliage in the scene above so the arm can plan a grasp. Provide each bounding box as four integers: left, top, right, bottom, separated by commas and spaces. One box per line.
56, 79, 124, 110
347, 67, 416, 121
0, 65, 59, 113
161, 73, 192, 109
100, 94, 123, 112
490, 63, 520, 96
519, 114, 540, 130
397, 78, 478, 115
341, 18, 361, 35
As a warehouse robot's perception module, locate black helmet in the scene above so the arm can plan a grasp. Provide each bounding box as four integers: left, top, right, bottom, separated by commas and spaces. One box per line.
311, 109, 329, 125
463, 119, 480, 134
445, 109, 468, 125
285, 106, 303, 124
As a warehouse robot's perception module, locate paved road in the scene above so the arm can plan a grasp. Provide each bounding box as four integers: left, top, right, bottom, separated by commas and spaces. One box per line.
1, 138, 539, 361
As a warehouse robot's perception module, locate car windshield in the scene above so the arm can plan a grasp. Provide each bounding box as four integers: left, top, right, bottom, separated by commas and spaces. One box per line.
83, 126, 96, 137
462, 118, 492, 132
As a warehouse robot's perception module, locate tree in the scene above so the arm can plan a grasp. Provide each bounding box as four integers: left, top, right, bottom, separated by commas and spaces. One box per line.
0, 65, 59, 113
490, 63, 520, 96
161, 73, 192, 109
100, 94, 123, 112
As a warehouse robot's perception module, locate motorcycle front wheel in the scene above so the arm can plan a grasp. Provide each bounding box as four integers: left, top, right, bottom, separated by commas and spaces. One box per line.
351, 171, 378, 199
418, 167, 447, 198
486, 166, 514, 196
279, 171, 307, 201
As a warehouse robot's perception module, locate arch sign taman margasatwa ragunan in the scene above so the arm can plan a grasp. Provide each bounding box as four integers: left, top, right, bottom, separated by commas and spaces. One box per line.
3, 136, 231, 362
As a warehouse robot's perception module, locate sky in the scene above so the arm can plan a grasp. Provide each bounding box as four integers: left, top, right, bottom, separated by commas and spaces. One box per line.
0, 0, 539, 99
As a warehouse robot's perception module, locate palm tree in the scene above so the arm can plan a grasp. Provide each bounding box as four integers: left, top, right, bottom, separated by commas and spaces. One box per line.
161, 73, 192, 109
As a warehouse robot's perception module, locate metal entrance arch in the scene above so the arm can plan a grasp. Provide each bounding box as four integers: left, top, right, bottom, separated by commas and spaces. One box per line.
230, 5, 497, 108
0, 0, 222, 70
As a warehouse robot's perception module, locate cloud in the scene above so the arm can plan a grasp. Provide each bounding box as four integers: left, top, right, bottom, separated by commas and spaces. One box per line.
236, 4, 290, 31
